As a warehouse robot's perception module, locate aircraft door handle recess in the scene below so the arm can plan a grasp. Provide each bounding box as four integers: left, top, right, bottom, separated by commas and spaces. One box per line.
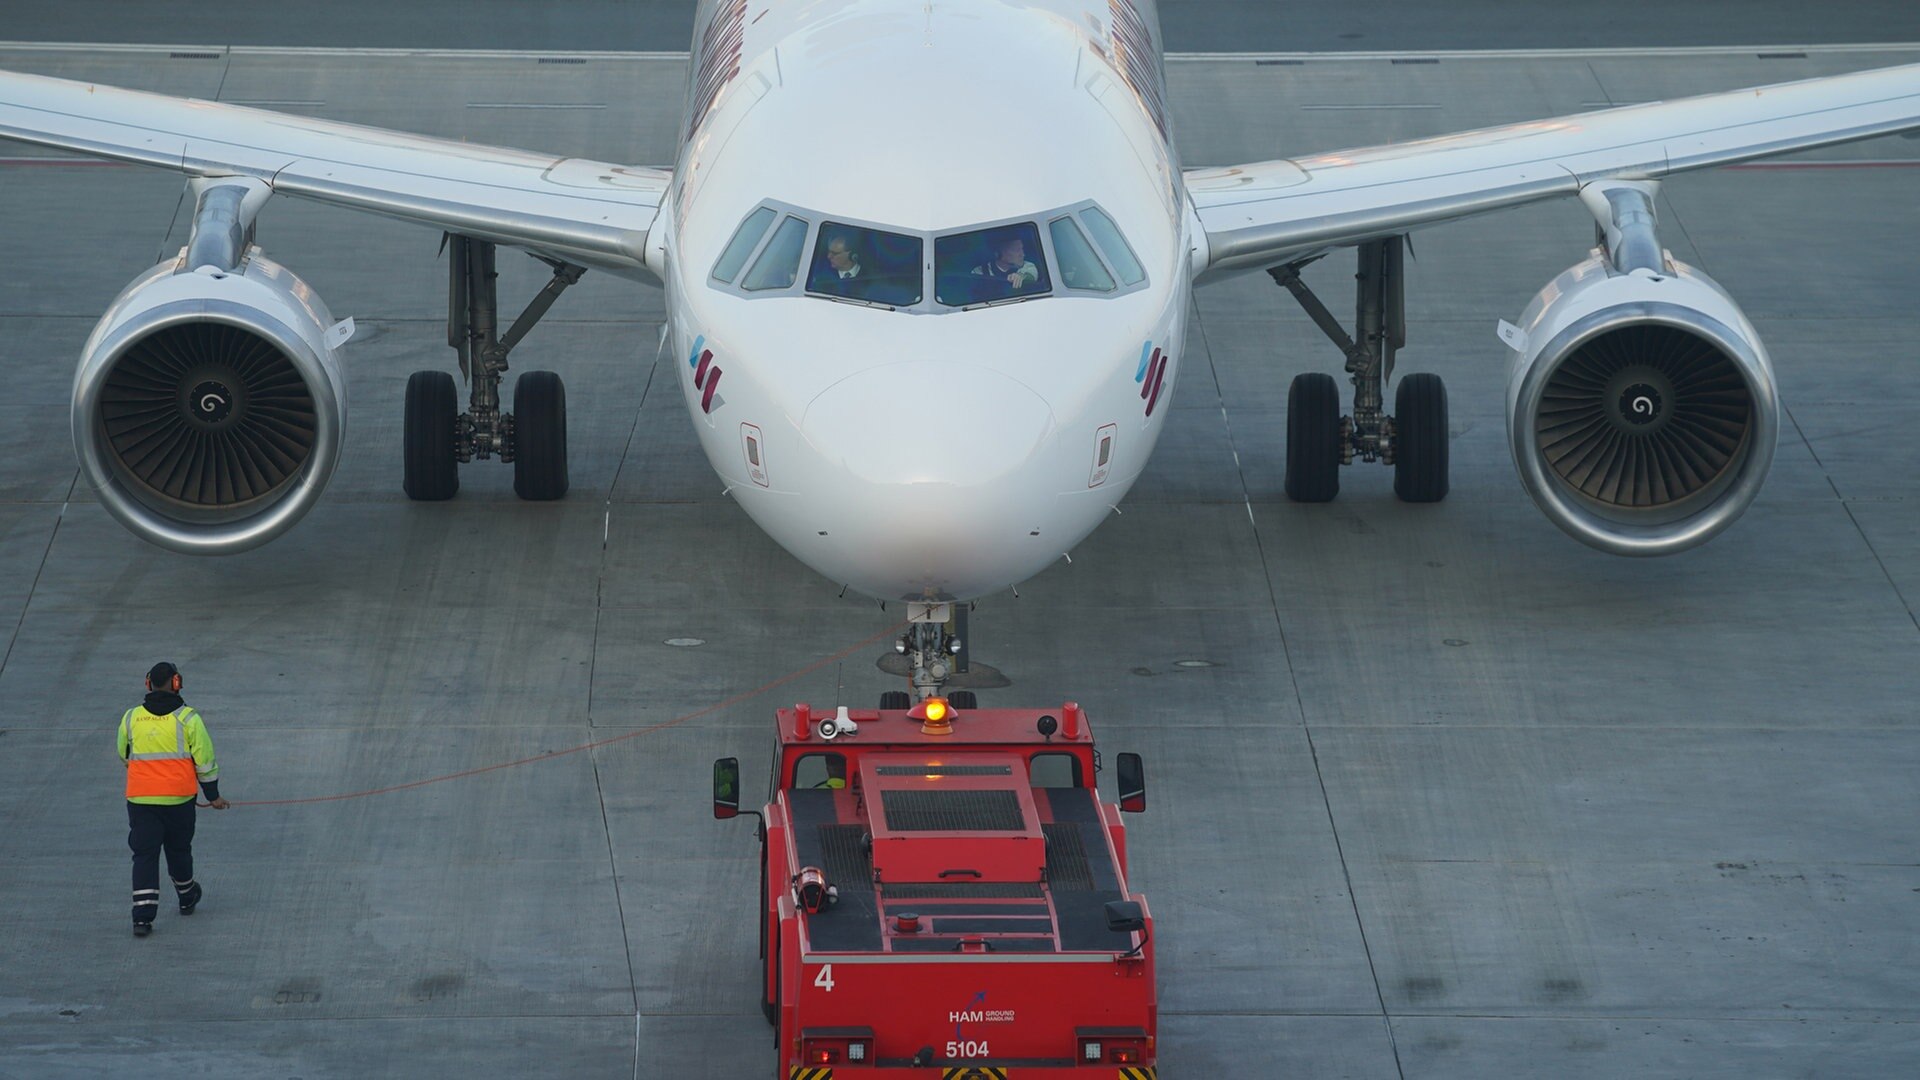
741, 423, 770, 488
1089, 424, 1117, 488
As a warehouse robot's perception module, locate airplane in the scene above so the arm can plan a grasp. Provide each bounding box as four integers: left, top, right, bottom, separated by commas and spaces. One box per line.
3, 0, 1919, 695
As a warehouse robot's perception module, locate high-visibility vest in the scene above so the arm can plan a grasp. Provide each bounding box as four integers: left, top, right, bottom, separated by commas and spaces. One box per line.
120, 707, 200, 800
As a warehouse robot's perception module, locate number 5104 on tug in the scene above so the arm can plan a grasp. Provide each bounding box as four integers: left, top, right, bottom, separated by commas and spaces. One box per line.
714, 698, 1158, 1078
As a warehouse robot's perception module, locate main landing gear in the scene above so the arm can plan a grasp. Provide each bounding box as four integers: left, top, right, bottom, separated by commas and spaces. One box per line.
404, 235, 585, 502
1269, 235, 1449, 505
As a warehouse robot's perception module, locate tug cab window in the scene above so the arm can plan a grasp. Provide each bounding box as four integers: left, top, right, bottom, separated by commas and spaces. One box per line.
807, 223, 924, 306
935, 221, 1050, 307
791, 752, 848, 790
742, 214, 810, 291
1028, 752, 1084, 789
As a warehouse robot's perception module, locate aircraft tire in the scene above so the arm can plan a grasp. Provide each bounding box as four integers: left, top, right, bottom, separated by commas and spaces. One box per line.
879, 690, 911, 710
1285, 372, 1341, 502
949, 690, 978, 709
513, 370, 569, 500
403, 370, 459, 501
1393, 372, 1450, 503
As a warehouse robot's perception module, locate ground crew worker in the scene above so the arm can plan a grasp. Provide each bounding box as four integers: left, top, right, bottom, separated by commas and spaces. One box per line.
118, 661, 226, 936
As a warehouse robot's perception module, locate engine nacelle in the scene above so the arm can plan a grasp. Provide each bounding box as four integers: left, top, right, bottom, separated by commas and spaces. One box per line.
1506, 253, 1777, 555
72, 250, 348, 554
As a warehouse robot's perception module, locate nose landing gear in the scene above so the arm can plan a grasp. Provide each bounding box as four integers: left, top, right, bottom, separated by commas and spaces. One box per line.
897, 607, 964, 702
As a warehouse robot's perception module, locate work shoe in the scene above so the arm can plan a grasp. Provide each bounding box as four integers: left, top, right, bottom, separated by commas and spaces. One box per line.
177, 882, 203, 916
132, 922, 152, 938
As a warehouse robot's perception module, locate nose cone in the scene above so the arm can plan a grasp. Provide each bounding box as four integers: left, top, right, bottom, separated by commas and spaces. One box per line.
804, 362, 1054, 485
798, 362, 1061, 599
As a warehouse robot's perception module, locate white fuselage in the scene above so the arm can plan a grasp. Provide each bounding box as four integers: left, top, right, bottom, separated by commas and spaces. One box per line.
653, 0, 1191, 601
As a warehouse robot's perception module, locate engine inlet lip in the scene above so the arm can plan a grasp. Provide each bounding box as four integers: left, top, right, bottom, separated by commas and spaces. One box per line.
1511, 301, 1777, 556
74, 298, 343, 555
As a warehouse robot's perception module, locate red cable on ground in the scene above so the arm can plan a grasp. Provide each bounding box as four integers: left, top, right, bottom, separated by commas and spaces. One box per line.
222, 622, 904, 807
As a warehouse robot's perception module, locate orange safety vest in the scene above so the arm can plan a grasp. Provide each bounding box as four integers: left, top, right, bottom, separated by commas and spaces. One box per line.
121, 707, 200, 800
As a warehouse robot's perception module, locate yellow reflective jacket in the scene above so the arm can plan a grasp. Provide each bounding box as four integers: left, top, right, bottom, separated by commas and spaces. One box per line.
118, 706, 218, 805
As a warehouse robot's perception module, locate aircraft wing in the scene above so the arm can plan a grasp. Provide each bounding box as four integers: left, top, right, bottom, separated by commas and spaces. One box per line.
0, 69, 670, 276
1188, 63, 1920, 282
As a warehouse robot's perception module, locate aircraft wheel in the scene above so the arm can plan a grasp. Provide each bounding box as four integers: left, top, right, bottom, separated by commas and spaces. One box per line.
949, 690, 978, 709
403, 370, 459, 501
1393, 372, 1450, 503
1285, 372, 1341, 502
879, 691, 911, 710
513, 370, 569, 500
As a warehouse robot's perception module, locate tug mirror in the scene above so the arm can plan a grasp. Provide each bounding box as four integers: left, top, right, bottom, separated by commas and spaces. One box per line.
712, 757, 741, 819
1116, 752, 1146, 813
1104, 899, 1146, 934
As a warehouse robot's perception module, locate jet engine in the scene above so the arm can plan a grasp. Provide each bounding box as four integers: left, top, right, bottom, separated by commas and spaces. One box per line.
1506, 251, 1777, 555
72, 249, 348, 554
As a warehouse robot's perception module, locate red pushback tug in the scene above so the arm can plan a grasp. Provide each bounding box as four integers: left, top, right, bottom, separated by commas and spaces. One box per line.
714, 697, 1157, 1079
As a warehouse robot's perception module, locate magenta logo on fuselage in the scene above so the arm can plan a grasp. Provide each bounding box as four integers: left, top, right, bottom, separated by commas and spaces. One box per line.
1134, 341, 1170, 416
688, 333, 725, 414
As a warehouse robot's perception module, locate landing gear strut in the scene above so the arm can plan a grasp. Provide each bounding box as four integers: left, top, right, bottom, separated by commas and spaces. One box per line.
403, 235, 585, 501
1269, 235, 1448, 503
889, 603, 966, 704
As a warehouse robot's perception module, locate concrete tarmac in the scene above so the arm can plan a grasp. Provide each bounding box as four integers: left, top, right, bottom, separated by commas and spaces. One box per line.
1, 40, 1918, 1080
4, 0, 1920, 53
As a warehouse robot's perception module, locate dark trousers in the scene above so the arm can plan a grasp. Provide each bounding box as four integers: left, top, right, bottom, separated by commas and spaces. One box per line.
127, 800, 195, 923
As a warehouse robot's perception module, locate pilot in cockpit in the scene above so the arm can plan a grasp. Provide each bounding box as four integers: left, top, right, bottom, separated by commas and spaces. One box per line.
971, 232, 1039, 292
810, 231, 865, 296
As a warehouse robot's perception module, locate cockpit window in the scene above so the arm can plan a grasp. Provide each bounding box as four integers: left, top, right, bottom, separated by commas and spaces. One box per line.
1049, 216, 1116, 293
711, 205, 777, 284
935, 222, 1050, 307
742, 214, 810, 291
808, 223, 925, 306
712, 201, 1141, 308
1079, 206, 1145, 286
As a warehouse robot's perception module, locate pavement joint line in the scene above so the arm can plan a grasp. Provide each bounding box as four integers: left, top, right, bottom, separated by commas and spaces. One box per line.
0, 469, 75, 680
1770, 400, 1908, 632
1190, 303, 1407, 1080
585, 309, 661, 1041
1832, 479, 1920, 636
1584, 60, 1616, 109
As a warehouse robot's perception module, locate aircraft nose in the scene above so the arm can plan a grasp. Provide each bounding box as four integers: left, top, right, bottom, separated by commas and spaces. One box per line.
802, 362, 1055, 487
798, 362, 1059, 598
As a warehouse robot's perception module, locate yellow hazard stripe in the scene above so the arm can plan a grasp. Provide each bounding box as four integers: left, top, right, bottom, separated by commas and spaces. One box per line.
1119, 1068, 1158, 1080
789, 1068, 832, 1080
941, 1069, 1007, 1080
